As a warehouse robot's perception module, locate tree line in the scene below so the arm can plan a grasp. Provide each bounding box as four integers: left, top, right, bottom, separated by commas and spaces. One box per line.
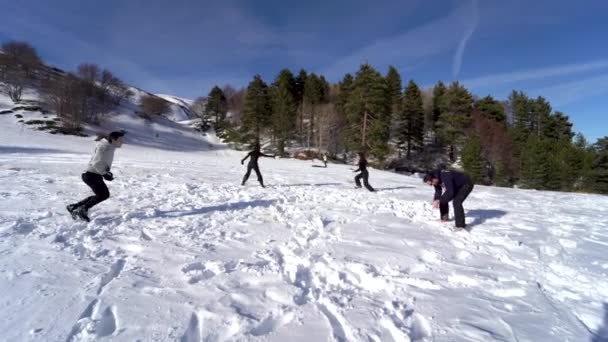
1, 40, 606, 194
199, 64, 608, 195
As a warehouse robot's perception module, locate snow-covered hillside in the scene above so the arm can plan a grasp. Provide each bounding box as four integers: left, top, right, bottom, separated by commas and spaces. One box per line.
1, 93, 608, 342
156, 93, 196, 122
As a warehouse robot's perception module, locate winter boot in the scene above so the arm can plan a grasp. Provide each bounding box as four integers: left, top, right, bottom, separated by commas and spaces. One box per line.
66, 204, 79, 220
76, 206, 90, 222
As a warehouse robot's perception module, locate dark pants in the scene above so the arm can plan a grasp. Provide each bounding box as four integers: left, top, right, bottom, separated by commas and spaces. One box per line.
355, 170, 375, 192
73, 172, 110, 210
440, 181, 474, 228
242, 163, 264, 186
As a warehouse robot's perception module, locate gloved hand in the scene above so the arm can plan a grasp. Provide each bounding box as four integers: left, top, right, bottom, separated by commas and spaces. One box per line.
241, 160, 244, 165
103, 172, 114, 181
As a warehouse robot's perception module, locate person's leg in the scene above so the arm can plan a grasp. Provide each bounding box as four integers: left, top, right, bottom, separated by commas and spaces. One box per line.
69, 173, 95, 209
453, 183, 473, 228
81, 173, 110, 210
253, 165, 264, 187
242, 165, 252, 185
362, 171, 375, 192
354, 173, 362, 187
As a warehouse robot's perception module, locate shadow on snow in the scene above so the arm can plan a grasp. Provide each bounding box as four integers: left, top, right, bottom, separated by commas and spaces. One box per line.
466, 209, 508, 229
152, 199, 277, 218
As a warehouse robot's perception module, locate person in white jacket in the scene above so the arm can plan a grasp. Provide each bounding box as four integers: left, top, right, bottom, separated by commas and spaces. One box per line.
67, 131, 125, 222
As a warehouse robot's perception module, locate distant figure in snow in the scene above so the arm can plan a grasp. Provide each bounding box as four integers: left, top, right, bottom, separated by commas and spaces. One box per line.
241, 143, 274, 188
354, 152, 375, 192
67, 131, 125, 222
424, 169, 474, 229
323, 153, 328, 168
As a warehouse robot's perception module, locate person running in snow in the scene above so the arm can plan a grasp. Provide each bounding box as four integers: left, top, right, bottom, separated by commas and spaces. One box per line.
424, 169, 474, 229
67, 131, 125, 222
354, 152, 375, 192
241, 143, 274, 188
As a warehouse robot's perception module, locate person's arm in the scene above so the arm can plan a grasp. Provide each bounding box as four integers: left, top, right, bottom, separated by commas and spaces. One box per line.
262, 153, 274, 158
433, 184, 442, 200
440, 173, 455, 203
241, 152, 251, 165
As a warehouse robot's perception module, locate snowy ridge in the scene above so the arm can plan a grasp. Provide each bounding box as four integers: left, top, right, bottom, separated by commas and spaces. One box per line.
1, 96, 608, 341
156, 93, 196, 122
156, 93, 194, 108
0, 86, 220, 153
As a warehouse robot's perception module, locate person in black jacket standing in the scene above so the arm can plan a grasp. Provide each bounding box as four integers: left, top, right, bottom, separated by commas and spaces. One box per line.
354, 152, 375, 192
424, 169, 474, 229
241, 143, 274, 188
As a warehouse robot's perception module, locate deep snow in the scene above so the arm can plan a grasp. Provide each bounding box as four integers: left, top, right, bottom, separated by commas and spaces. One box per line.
1, 93, 608, 342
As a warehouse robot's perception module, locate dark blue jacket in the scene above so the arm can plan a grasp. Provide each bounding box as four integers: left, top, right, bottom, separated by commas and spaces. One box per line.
354, 159, 368, 173
431, 170, 471, 204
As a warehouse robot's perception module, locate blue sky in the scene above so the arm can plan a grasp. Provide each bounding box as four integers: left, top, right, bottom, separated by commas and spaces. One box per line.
1, 0, 607, 141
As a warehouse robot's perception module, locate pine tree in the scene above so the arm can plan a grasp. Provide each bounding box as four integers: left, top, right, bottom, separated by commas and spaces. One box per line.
475, 95, 505, 123
336, 73, 353, 117
204, 86, 228, 129
430, 81, 446, 140
436, 81, 473, 161
294, 69, 307, 144
589, 137, 608, 194
461, 134, 485, 183
432, 81, 447, 123
520, 136, 560, 190
397, 80, 424, 159
345, 64, 390, 161
242, 75, 271, 141
508, 90, 532, 178
530, 96, 552, 138
270, 69, 297, 155
544, 111, 574, 142
510, 90, 532, 133
385, 66, 402, 127
303, 73, 326, 148
557, 142, 587, 191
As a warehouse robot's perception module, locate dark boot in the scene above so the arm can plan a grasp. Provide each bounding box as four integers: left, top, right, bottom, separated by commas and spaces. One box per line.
67, 204, 79, 220
76, 206, 90, 222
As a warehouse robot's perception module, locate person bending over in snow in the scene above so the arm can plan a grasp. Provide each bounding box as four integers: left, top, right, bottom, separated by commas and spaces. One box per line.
354, 152, 375, 192
67, 131, 125, 222
241, 143, 274, 188
423, 169, 474, 229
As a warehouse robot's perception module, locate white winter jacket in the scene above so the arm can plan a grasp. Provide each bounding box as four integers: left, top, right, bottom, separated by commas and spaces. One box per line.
86, 140, 116, 175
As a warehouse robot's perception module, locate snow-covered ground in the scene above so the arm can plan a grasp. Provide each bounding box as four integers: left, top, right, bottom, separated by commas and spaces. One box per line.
1, 97, 608, 342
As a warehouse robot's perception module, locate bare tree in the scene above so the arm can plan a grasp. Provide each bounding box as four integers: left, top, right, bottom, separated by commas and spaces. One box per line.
224, 85, 246, 120
139, 94, 169, 117
190, 96, 207, 117
0, 41, 41, 78
77, 63, 100, 83
74, 63, 131, 121
0, 41, 41, 102
44, 75, 87, 130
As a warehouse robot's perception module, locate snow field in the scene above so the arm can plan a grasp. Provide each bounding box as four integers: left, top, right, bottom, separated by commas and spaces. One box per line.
1, 103, 608, 341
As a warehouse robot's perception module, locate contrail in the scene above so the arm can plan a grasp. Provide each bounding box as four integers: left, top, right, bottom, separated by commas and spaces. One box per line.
453, 0, 479, 78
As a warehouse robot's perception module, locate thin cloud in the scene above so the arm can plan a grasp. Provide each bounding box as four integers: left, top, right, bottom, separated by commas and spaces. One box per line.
533, 73, 608, 106
462, 60, 608, 88
321, 2, 475, 79
452, 0, 478, 78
